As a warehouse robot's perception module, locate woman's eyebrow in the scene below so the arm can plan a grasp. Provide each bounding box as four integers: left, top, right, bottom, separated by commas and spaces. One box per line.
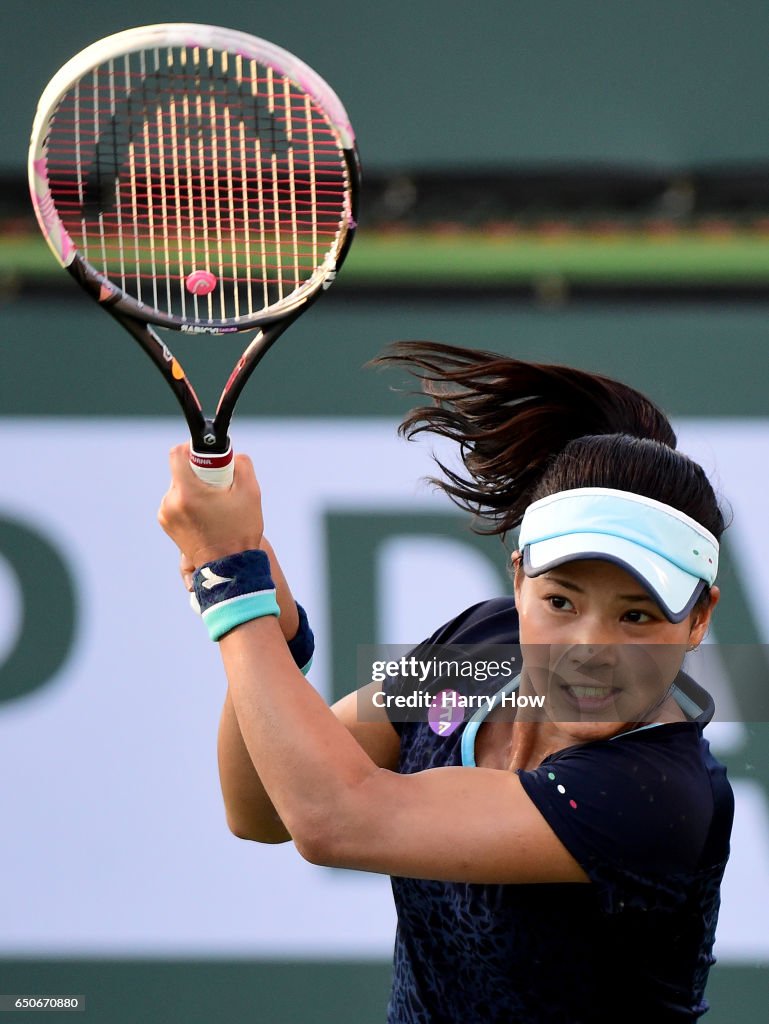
543, 575, 655, 604
541, 575, 583, 592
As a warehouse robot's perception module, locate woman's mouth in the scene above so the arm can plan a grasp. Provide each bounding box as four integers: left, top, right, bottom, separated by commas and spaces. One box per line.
560, 684, 621, 713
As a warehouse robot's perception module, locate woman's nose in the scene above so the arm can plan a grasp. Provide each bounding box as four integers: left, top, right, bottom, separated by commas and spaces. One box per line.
566, 642, 619, 668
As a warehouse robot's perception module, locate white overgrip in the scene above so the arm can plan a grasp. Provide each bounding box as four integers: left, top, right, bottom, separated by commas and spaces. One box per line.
188, 442, 235, 488
187, 441, 234, 613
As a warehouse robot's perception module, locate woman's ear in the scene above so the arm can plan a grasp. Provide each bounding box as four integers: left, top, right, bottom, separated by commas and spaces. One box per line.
511, 550, 523, 601
688, 585, 720, 649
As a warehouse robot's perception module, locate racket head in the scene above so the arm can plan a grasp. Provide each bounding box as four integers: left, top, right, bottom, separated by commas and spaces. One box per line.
28, 23, 360, 334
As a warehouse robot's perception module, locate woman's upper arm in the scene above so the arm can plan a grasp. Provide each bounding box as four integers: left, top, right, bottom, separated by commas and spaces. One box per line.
308, 764, 590, 885
331, 682, 401, 772
327, 687, 583, 885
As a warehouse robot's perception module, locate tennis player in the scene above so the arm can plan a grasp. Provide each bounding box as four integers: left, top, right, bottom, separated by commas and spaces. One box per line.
159, 342, 733, 1024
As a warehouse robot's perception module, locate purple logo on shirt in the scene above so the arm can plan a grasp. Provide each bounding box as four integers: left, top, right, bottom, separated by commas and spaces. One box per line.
428, 689, 465, 736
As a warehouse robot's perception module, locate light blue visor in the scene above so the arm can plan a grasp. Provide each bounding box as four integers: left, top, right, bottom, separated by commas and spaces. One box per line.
519, 487, 719, 623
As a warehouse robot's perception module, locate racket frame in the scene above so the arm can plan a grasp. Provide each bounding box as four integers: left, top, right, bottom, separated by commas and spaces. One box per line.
28, 23, 360, 459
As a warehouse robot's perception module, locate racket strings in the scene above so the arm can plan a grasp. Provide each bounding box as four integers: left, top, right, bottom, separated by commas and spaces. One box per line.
45, 45, 351, 322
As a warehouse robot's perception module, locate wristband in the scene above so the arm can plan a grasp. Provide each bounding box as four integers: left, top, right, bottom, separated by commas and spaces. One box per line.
287, 602, 315, 675
193, 549, 279, 642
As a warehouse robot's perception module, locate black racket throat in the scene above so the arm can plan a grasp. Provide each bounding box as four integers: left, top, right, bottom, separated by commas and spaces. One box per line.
67, 255, 295, 454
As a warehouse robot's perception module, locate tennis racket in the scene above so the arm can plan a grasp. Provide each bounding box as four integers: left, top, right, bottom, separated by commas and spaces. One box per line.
28, 22, 360, 485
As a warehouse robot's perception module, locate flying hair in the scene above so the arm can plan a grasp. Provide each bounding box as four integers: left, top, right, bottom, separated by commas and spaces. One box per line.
371, 341, 726, 540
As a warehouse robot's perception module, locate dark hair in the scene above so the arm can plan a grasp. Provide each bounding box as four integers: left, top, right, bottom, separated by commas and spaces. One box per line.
371, 341, 727, 541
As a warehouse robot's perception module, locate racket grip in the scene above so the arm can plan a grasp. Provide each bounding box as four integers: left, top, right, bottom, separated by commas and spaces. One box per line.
189, 443, 235, 488
188, 443, 233, 611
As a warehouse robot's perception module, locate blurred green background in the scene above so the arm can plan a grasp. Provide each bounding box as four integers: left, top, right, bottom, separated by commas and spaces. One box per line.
5, 0, 769, 170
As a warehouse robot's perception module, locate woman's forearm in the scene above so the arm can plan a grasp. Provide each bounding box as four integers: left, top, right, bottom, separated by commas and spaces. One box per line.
217, 688, 291, 842
216, 536, 299, 842
219, 615, 379, 862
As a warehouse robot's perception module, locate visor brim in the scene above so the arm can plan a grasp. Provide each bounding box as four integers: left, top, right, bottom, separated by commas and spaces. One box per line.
522, 533, 706, 623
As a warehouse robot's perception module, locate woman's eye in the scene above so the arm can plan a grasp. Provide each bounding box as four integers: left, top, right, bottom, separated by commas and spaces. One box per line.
622, 609, 653, 623
547, 595, 573, 611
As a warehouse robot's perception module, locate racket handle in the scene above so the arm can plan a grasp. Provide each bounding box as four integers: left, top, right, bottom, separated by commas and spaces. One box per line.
187, 443, 233, 612
189, 443, 235, 488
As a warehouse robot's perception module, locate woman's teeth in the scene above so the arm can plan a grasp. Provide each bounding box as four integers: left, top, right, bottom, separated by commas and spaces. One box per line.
567, 686, 614, 698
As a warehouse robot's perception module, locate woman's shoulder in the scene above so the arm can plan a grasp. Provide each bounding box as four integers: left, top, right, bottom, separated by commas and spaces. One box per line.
531, 723, 733, 859
517, 722, 734, 890
546, 721, 730, 791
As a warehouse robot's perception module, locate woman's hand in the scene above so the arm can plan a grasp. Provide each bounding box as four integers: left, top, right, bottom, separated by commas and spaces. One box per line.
158, 444, 265, 567
180, 550, 196, 593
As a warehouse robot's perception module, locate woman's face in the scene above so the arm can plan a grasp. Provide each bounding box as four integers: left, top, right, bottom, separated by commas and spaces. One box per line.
513, 555, 719, 742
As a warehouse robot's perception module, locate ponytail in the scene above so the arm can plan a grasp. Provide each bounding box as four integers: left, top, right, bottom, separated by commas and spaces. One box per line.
372, 341, 725, 540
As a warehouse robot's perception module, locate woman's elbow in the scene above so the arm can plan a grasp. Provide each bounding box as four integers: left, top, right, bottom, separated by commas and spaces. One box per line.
293, 827, 338, 866
291, 804, 370, 868
294, 773, 386, 866
225, 813, 292, 844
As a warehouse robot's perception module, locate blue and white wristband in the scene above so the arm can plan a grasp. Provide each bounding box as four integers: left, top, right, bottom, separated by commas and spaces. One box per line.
193, 549, 280, 643
191, 550, 315, 672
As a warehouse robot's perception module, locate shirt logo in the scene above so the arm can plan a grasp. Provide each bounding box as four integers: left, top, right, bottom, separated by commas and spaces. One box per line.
428, 689, 465, 737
